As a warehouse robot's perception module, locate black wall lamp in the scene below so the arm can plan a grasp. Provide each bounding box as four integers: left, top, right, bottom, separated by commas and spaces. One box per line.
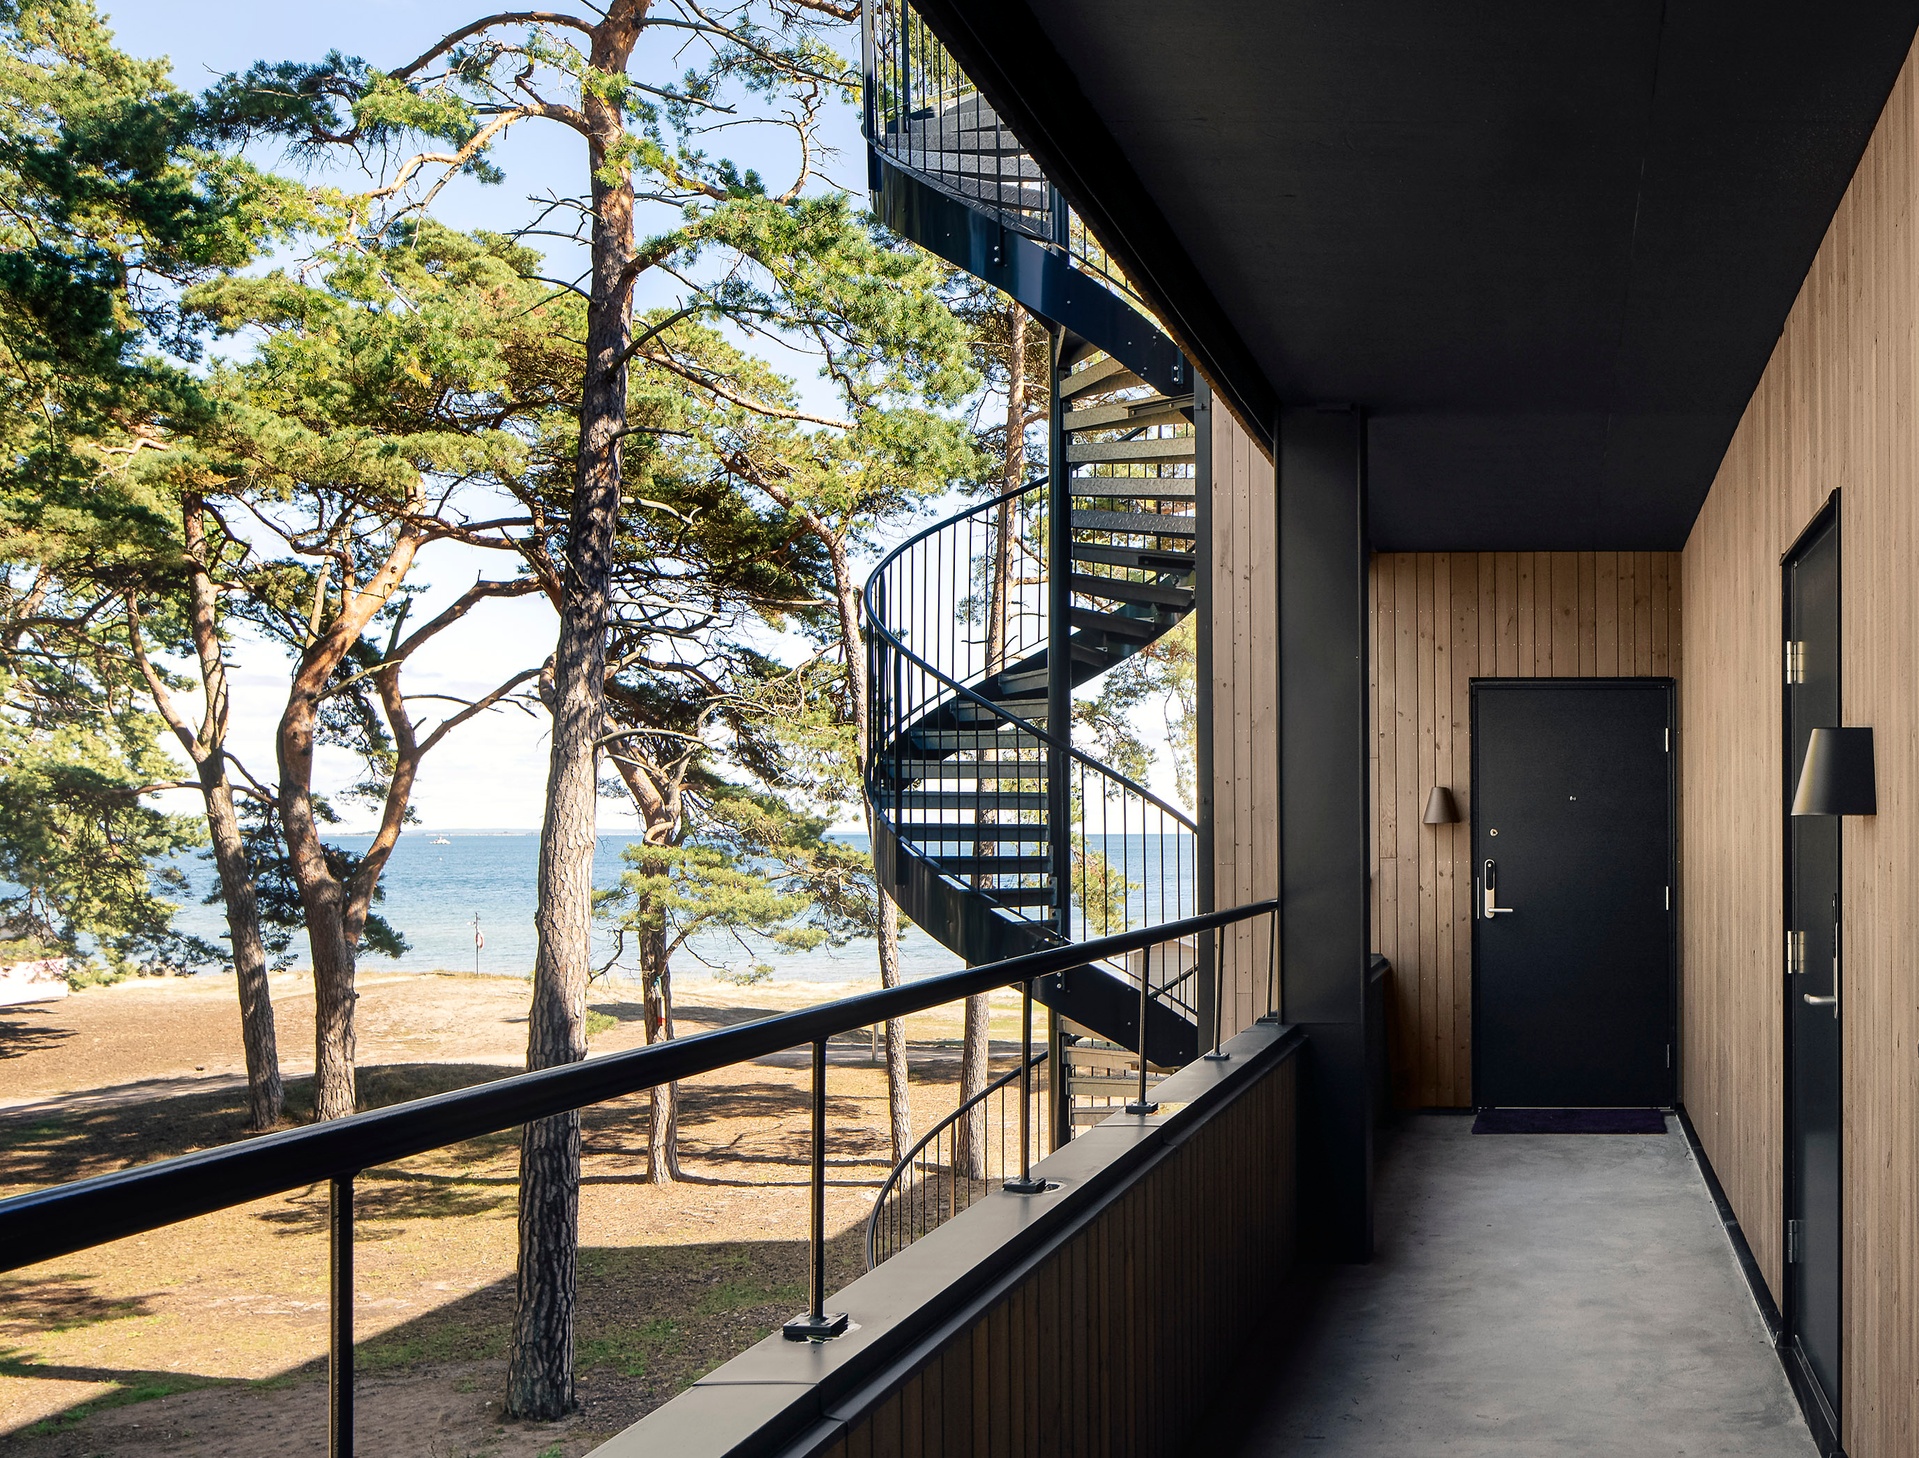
1792, 727, 1877, 816
1423, 787, 1462, 825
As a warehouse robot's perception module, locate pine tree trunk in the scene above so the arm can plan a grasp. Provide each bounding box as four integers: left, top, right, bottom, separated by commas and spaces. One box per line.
306, 898, 359, 1121
508, 30, 641, 1415
180, 493, 281, 1129
954, 991, 991, 1179
203, 776, 280, 1128
279, 685, 360, 1123
508, 1089, 579, 1416
642, 930, 681, 1183
876, 891, 911, 1163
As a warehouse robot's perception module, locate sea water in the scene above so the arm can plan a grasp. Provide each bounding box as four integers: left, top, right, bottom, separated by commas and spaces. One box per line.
163, 830, 961, 988
163, 829, 1199, 989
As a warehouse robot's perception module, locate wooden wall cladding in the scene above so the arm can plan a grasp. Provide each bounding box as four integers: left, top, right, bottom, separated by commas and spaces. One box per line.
1680, 42, 1919, 1456
1369, 551, 1682, 1109
814, 1052, 1297, 1458
1206, 400, 1279, 1038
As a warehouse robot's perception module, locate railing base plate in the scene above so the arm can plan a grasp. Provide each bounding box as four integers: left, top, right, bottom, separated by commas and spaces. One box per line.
783, 1311, 850, 1342
1124, 1101, 1160, 1115
1001, 1177, 1058, 1195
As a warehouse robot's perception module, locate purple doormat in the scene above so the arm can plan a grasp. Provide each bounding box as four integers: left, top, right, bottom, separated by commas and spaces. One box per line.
1472, 1108, 1668, 1135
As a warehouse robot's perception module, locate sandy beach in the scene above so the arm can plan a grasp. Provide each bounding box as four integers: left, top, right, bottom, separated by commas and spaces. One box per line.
0, 968, 1025, 1455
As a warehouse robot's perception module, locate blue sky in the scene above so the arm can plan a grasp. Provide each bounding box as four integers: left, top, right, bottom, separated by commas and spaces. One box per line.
109, 0, 873, 831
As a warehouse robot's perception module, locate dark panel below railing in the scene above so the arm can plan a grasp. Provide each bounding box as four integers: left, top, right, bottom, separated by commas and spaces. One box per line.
589, 1019, 1301, 1458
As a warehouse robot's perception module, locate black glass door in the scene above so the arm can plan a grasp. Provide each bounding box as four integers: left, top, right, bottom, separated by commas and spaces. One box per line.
1785, 501, 1842, 1433
1472, 680, 1676, 1108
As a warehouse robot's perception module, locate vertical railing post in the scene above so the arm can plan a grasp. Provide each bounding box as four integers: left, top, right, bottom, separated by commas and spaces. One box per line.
1005, 978, 1047, 1193
1126, 961, 1158, 1115
1045, 324, 1072, 948
1259, 904, 1283, 1022
784, 1040, 849, 1341
1205, 922, 1232, 1061
329, 1173, 355, 1458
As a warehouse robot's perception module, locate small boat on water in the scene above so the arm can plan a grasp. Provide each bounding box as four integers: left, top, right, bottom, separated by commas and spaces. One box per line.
430, 836, 452, 845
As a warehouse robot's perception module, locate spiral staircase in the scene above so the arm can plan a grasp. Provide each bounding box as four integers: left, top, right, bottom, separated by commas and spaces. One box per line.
861, 2, 1206, 1080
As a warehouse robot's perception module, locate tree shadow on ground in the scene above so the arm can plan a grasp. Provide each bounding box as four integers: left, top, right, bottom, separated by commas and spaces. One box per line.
0, 1277, 160, 1337
0, 1008, 74, 1061
0, 1226, 870, 1452
0, 1063, 521, 1189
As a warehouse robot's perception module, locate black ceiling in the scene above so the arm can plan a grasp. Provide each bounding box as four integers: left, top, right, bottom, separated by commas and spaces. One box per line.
918, 2, 1919, 549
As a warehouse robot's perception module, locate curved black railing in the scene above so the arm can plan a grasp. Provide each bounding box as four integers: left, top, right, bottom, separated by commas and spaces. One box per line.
863, 472, 1203, 1040
865, 1049, 1050, 1270
862, 0, 1151, 316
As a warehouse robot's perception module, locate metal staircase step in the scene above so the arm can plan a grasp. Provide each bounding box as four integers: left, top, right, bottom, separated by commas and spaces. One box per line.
1065, 1073, 1166, 1096
981, 885, 1058, 908
896, 125, 1026, 153
916, 93, 998, 123
1058, 354, 1142, 400
895, 790, 1047, 811
889, 146, 1047, 180
931, 855, 1052, 876
895, 822, 1049, 842
911, 729, 1047, 752
1068, 573, 1196, 610
1069, 637, 1126, 666
951, 696, 1046, 724
1067, 436, 1196, 465
1070, 543, 1197, 574
1070, 483, 1198, 502
1064, 398, 1193, 432
994, 666, 1050, 694
1069, 606, 1164, 643
1071, 509, 1198, 537
1061, 1045, 1162, 1075
957, 695, 1046, 722
892, 760, 1047, 780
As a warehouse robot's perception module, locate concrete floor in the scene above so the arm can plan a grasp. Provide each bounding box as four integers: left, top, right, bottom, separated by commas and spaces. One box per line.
1210, 1115, 1815, 1457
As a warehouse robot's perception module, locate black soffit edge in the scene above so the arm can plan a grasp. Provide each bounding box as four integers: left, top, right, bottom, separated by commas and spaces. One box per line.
913, 0, 1919, 551
903, 0, 1279, 453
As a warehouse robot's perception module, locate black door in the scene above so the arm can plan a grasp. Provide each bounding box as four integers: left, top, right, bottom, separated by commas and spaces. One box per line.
1472, 681, 1675, 1107
1785, 501, 1842, 1434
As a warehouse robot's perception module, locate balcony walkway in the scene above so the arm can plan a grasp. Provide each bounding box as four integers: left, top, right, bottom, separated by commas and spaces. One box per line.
1206, 1114, 1814, 1457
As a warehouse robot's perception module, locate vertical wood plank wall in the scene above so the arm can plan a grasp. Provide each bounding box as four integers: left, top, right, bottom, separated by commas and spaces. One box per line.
1680, 40, 1919, 1455
1208, 405, 1279, 1038
1369, 551, 1681, 1108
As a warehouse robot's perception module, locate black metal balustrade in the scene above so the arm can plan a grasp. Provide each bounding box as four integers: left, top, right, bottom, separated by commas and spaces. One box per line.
864, 384, 1204, 1070
0, 902, 1277, 1458
862, 0, 1154, 316
865, 1049, 1052, 1269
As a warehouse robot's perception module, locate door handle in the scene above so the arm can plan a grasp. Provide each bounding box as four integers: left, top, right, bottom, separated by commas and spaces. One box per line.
1482, 858, 1516, 918
1803, 933, 1840, 1018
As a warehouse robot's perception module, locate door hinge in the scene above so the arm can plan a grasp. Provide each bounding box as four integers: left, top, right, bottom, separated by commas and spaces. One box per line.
1785, 641, 1806, 684
1788, 929, 1806, 976
1788, 1218, 1803, 1264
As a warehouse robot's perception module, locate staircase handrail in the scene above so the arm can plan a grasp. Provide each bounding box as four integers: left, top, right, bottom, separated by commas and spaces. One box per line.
863, 1048, 1047, 1269
862, 479, 1198, 836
